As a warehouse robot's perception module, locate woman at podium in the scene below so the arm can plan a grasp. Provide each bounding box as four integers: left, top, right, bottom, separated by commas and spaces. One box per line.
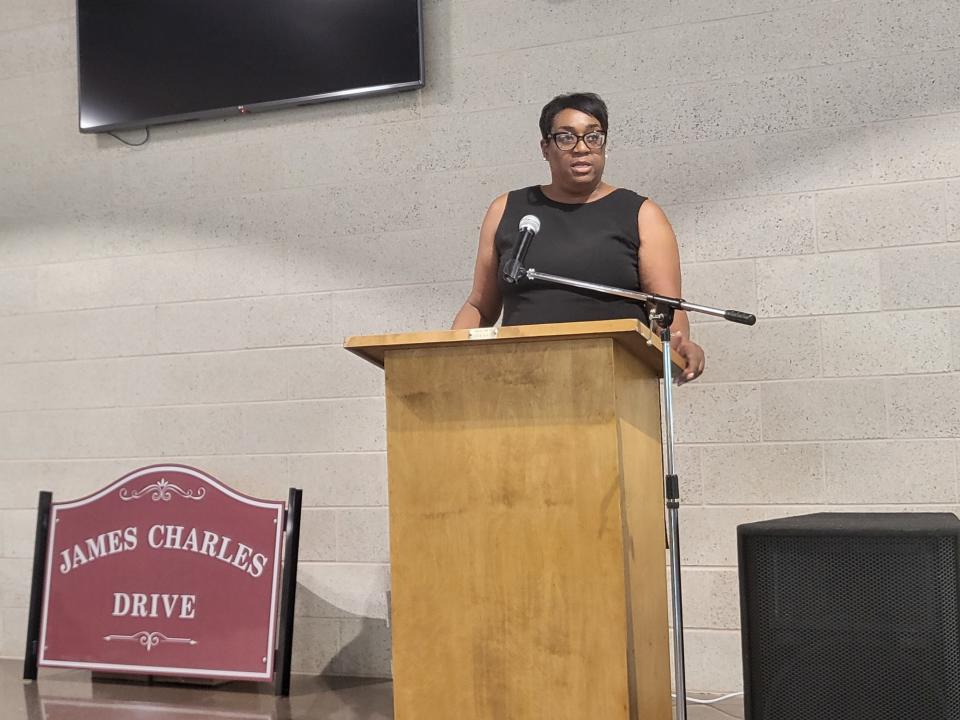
452, 92, 705, 384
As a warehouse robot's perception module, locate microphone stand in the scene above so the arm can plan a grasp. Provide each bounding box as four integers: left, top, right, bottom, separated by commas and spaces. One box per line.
520, 266, 756, 720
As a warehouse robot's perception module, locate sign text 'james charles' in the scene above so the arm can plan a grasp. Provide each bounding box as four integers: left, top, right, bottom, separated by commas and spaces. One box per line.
57, 524, 271, 619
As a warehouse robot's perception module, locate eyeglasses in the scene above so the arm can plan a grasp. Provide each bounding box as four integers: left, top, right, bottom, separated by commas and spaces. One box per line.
545, 130, 607, 151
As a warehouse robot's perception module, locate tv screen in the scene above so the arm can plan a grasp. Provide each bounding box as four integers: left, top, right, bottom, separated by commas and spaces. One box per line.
76, 0, 424, 133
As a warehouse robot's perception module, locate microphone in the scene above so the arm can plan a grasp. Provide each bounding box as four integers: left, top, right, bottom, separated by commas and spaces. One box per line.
501, 214, 541, 284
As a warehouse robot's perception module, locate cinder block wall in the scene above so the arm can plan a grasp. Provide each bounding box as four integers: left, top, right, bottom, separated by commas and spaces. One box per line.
2, 0, 959, 690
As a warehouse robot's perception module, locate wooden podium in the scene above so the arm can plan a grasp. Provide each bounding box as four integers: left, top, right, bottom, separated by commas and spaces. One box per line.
345, 319, 683, 720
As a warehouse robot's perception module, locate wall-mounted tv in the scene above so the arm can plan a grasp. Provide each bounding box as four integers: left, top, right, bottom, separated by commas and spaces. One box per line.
77, 0, 424, 133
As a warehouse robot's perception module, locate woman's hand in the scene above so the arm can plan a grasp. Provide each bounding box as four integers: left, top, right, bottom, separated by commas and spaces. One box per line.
671, 330, 705, 384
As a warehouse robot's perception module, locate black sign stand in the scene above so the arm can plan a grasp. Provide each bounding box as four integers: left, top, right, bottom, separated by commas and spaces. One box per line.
23, 490, 52, 682
274, 487, 303, 696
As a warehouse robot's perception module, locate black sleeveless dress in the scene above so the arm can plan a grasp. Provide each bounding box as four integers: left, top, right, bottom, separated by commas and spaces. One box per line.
495, 186, 648, 326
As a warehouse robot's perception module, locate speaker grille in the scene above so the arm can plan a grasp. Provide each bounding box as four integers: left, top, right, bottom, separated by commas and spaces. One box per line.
740, 515, 960, 720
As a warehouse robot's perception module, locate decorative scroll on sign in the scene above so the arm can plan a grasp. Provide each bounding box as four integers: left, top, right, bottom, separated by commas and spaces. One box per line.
38, 465, 286, 680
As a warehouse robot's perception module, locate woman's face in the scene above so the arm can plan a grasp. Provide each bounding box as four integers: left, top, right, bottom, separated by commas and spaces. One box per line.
540, 108, 606, 189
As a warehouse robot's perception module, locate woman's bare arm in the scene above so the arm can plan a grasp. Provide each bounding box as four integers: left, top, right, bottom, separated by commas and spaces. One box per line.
452, 194, 508, 329
638, 199, 705, 382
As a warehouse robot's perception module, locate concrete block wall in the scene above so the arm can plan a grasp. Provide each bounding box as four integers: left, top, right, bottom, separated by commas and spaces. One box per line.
1, 0, 959, 690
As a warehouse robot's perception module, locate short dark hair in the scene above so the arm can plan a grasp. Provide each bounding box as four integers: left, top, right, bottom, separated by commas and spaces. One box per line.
539, 92, 609, 138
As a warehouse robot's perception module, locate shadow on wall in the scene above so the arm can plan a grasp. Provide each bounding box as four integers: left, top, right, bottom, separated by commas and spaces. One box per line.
291, 583, 393, 716
294, 583, 392, 680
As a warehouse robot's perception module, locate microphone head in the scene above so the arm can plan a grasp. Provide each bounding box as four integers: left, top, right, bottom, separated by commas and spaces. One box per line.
519, 214, 541, 234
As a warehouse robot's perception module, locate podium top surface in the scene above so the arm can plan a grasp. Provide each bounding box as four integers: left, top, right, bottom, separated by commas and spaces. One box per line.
344, 318, 684, 377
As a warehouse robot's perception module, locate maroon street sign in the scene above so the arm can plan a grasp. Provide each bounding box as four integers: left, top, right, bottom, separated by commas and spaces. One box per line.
38, 465, 285, 681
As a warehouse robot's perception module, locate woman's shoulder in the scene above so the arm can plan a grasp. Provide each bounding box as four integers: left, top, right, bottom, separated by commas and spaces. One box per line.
601, 187, 649, 218
609, 186, 648, 205
485, 188, 537, 236
493, 186, 544, 212
488, 187, 534, 210
509, 185, 542, 200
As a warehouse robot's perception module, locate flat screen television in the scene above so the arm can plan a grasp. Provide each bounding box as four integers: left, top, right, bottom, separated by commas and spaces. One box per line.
76, 0, 424, 133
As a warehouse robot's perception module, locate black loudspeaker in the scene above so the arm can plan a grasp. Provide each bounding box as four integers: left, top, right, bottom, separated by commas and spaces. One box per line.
738, 513, 960, 720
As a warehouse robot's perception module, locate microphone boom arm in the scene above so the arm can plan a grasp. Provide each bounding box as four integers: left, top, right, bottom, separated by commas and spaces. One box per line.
524, 268, 756, 326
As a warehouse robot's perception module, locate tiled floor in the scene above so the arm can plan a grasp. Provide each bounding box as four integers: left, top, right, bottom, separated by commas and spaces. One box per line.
3, 659, 744, 718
